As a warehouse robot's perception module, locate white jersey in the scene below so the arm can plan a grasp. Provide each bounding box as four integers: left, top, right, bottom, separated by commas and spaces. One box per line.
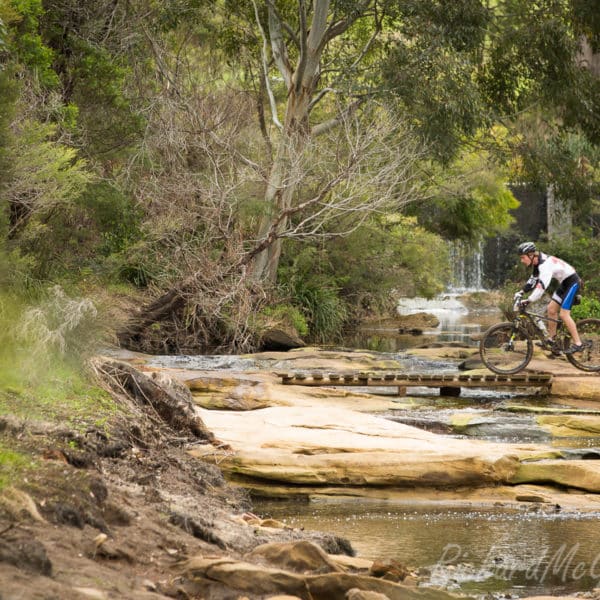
528, 253, 576, 303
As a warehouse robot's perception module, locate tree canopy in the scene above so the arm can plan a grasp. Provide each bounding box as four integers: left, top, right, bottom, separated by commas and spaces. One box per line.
0, 0, 598, 350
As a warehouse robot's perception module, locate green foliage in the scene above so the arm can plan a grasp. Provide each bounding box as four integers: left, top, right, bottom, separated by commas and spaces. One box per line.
413, 142, 520, 240
0, 64, 19, 193
571, 296, 600, 321
3, 119, 92, 277
514, 123, 600, 227
279, 247, 348, 343
69, 43, 145, 156
79, 181, 143, 257
382, 0, 491, 162
0, 289, 116, 428
543, 236, 600, 296
329, 216, 449, 304
16, 285, 101, 362
260, 304, 308, 337
0, 444, 33, 489
4, 0, 59, 87
279, 216, 450, 338
572, 0, 600, 52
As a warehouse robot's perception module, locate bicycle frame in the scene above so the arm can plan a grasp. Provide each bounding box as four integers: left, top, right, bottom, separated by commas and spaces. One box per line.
513, 307, 563, 340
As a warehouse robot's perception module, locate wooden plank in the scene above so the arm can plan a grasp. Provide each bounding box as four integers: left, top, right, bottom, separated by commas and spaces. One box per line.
275, 370, 552, 392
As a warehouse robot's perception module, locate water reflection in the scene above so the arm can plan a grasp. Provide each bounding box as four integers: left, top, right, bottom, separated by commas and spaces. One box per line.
256, 500, 600, 598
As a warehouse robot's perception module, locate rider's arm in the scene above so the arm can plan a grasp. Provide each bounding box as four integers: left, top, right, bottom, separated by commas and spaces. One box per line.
521, 276, 537, 294
527, 265, 552, 303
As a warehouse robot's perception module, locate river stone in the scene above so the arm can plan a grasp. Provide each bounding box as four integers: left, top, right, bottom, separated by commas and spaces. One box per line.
306, 572, 471, 600
546, 376, 600, 400
536, 414, 600, 437
191, 404, 533, 488
187, 375, 279, 410
180, 556, 469, 600
180, 556, 311, 597
511, 460, 600, 492
245, 540, 344, 573
346, 589, 391, 600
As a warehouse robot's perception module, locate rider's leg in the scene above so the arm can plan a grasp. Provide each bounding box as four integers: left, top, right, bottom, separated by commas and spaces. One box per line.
560, 308, 582, 346
547, 300, 560, 339
557, 281, 582, 347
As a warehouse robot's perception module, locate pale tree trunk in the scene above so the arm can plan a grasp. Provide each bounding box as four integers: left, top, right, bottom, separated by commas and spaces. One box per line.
252, 120, 312, 283
250, 0, 332, 283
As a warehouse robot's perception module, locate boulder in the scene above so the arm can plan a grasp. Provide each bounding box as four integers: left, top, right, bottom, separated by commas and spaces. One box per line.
511, 460, 600, 492
261, 328, 306, 351
246, 540, 345, 573
179, 555, 469, 600
396, 312, 440, 330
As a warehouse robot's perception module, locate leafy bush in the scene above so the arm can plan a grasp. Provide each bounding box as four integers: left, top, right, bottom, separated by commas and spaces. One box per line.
260, 304, 309, 337
571, 295, 600, 320
544, 235, 600, 295
279, 247, 348, 343
14, 285, 102, 369
318, 215, 449, 314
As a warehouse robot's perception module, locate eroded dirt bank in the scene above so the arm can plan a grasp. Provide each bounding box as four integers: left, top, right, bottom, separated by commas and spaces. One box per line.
0, 357, 460, 600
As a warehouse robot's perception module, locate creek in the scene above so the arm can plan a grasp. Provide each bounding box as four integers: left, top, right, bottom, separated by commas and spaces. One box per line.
148, 294, 600, 599
256, 498, 600, 598
256, 297, 600, 599
253, 379, 600, 599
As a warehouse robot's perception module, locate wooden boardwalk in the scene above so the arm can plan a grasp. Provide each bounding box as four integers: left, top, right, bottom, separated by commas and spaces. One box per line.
275, 370, 553, 396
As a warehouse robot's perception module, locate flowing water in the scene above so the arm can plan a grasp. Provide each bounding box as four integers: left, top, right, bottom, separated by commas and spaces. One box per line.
256, 499, 600, 598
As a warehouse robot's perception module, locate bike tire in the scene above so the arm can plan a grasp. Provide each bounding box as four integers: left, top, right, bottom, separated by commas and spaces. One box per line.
565, 318, 600, 372
479, 322, 533, 375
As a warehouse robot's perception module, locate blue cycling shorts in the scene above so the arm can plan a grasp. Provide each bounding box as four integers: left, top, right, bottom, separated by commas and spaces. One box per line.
552, 275, 580, 310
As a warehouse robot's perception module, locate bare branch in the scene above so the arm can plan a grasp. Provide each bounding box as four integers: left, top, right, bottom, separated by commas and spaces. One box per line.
252, 0, 283, 130
244, 107, 427, 264
311, 98, 364, 136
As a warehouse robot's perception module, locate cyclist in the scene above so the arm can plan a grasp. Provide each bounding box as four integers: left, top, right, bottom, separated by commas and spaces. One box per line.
515, 242, 584, 354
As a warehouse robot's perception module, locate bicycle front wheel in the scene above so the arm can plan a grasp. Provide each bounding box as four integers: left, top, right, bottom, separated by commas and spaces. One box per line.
479, 322, 533, 374
565, 318, 600, 372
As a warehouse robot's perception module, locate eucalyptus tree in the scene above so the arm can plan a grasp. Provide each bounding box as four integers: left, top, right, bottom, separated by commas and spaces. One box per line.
222, 0, 599, 284
235, 0, 422, 283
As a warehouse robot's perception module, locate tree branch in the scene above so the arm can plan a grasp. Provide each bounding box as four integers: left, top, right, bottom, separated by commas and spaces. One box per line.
252, 0, 283, 129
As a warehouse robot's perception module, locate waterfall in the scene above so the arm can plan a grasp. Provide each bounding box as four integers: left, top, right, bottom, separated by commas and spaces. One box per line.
448, 240, 485, 292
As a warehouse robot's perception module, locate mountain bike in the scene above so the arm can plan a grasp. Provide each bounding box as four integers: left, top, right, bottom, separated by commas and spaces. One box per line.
479, 302, 600, 374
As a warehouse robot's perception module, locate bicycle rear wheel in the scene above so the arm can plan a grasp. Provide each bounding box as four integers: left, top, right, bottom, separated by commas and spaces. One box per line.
565, 318, 600, 372
479, 322, 533, 374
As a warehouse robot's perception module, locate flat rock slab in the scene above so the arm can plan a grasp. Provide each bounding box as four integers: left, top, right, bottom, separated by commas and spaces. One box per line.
190, 404, 547, 488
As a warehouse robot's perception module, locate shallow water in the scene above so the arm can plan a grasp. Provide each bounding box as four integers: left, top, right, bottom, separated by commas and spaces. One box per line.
256, 499, 600, 598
